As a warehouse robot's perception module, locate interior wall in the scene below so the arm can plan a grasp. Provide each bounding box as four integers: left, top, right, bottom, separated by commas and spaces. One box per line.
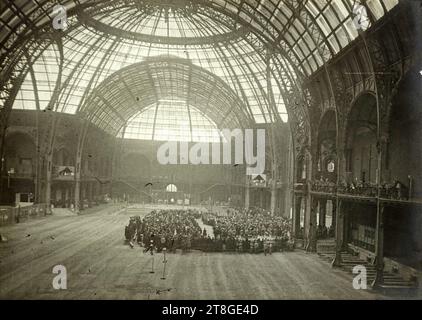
384, 206, 422, 267
351, 128, 377, 184
387, 71, 422, 197
4, 132, 36, 177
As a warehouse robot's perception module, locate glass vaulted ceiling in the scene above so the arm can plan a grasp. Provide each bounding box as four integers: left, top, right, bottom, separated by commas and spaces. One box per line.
10, 0, 399, 141
123, 101, 222, 142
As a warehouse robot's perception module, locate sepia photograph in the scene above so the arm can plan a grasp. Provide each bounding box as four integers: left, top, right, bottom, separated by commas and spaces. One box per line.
0, 0, 422, 307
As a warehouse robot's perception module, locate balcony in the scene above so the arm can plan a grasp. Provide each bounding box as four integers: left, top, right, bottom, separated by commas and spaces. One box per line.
295, 179, 416, 203
311, 180, 337, 194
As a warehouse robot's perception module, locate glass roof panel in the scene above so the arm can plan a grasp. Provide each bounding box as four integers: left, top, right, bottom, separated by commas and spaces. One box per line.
92, 4, 237, 39
13, 45, 60, 111
122, 100, 221, 142
366, 0, 386, 19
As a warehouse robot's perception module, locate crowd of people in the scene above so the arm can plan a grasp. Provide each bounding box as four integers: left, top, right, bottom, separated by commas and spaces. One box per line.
201, 207, 293, 253
124, 207, 293, 254
125, 209, 202, 252
311, 177, 410, 200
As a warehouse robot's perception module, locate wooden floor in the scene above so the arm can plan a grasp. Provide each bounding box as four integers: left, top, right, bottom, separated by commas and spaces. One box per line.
0, 205, 387, 300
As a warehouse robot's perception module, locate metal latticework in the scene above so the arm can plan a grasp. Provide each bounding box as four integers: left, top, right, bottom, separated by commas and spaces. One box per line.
82, 57, 250, 139
1, 0, 400, 143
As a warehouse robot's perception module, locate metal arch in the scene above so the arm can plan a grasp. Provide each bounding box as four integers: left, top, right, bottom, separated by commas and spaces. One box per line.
196, 9, 309, 135
95, 93, 127, 124
209, 41, 256, 124
150, 60, 248, 128
242, 30, 311, 147
73, 37, 124, 212
175, 11, 256, 123
272, 0, 330, 77
291, 3, 377, 230
0, 18, 97, 122
271, 52, 312, 141
0, 30, 57, 164
76, 0, 300, 84
364, 29, 402, 139
351, 1, 403, 143
247, 0, 332, 77
225, 40, 275, 123
77, 10, 250, 46
42, 35, 65, 210
58, 36, 108, 116
2, 0, 401, 153
119, 74, 141, 108
204, 0, 307, 79
3, 0, 39, 33
78, 0, 307, 81
271, 55, 310, 150
145, 63, 160, 105
352, 0, 406, 287
0, 0, 310, 134
266, 43, 307, 125
83, 42, 129, 129
6, 33, 112, 203
290, 0, 344, 194
70, 10, 152, 122
186, 63, 194, 140
26, 57, 42, 203
169, 13, 259, 123
1, 0, 399, 80
216, 40, 269, 123
0, 29, 56, 109
0, 1, 93, 69
80, 57, 251, 135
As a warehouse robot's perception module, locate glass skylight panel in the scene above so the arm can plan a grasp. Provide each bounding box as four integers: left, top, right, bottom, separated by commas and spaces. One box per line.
332, 0, 349, 19
124, 107, 155, 140
308, 55, 318, 73
190, 108, 221, 142
303, 62, 312, 77
323, 5, 340, 27
122, 100, 221, 142
94, 5, 233, 39
254, 114, 265, 124
383, 0, 399, 11
344, 17, 358, 40
366, 0, 386, 19
14, 90, 36, 110
336, 27, 349, 48
328, 34, 340, 54
317, 15, 331, 36
12, 45, 60, 111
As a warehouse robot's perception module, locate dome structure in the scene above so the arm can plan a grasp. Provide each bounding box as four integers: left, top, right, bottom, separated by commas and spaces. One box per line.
3, 0, 399, 142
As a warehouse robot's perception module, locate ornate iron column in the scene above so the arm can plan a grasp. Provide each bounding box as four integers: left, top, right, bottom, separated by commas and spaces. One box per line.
372, 203, 385, 288
331, 200, 343, 267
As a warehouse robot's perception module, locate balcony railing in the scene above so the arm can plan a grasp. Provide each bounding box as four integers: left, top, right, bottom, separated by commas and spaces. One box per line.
311, 180, 337, 194
294, 179, 411, 201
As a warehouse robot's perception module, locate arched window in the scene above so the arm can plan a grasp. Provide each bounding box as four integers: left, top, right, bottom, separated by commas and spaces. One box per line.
166, 184, 177, 193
